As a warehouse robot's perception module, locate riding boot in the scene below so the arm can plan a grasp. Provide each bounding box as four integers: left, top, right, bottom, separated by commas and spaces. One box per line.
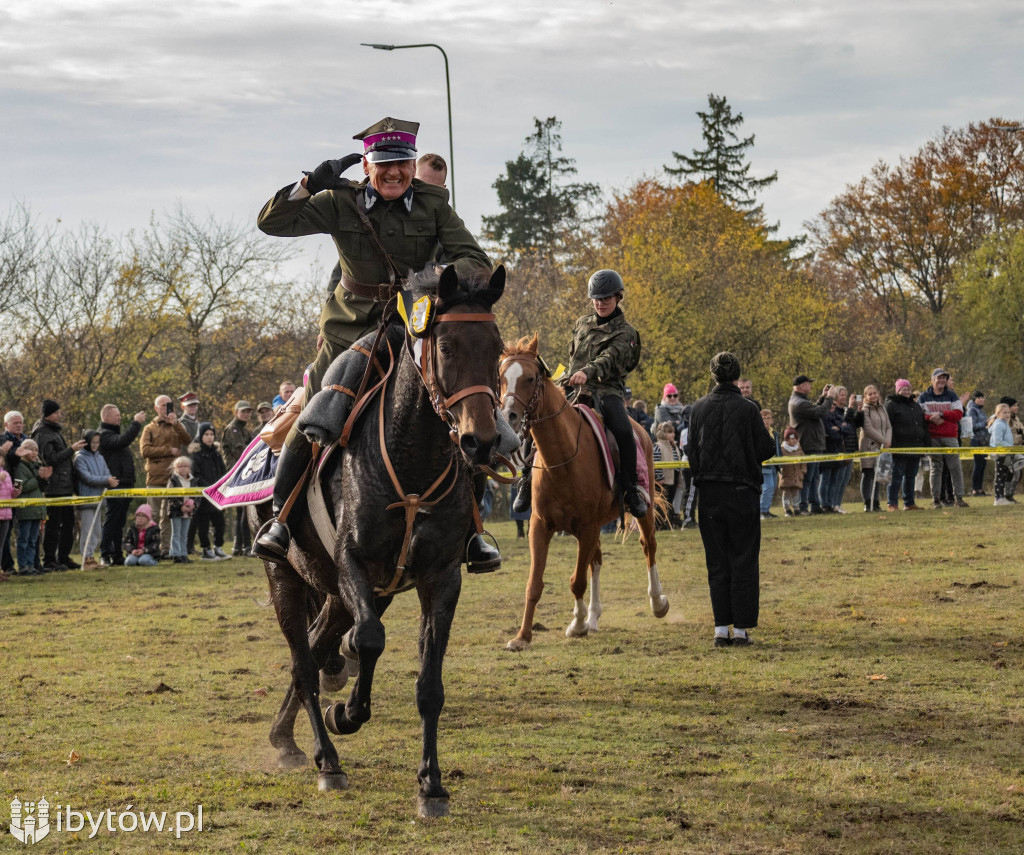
465, 529, 501, 573
512, 462, 532, 514
623, 476, 648, 518
466, 472, 501, 573
253, 441, 313, 561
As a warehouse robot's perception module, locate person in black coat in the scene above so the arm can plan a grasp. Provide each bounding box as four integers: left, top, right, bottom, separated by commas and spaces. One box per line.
97, 404, 147, 565
684, 352, 776, 648
189, 422, 228, 560
884, 379, 929, 510
31, 399, 86, 571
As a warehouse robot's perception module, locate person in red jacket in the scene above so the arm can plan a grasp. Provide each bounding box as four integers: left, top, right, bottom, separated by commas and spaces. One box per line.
917, 368, 968, 509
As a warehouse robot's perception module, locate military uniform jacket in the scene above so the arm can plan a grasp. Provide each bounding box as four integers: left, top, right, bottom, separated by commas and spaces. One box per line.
258, 178, 491, 346
564, 310, 641, 399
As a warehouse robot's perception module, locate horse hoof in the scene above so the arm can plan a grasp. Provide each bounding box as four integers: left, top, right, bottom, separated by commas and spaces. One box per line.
320, 666, 349, 694
505, 637, 531, 652
417, 795, 450, 819
652, 597, 670, 619
325, 702, 362, 736
276, 748, 308, 770
585, 621, 600, 634
565, 623, 589, 638
317, 771, 349, 792
340, 630, 359, 662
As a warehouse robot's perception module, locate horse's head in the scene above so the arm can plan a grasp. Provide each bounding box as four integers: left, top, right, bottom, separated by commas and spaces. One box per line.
409, 264, 505, 466
499, 333, 549, 436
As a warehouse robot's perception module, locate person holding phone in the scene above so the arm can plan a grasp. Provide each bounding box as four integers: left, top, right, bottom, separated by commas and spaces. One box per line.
140, 394, 191, 559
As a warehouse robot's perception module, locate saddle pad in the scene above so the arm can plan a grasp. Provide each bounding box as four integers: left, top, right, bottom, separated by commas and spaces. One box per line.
575, 404, 650, 495
204, 435, 277, 510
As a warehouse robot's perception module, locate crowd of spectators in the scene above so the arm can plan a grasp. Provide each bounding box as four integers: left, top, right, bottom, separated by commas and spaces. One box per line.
631, 369, 1024, 529
1, 382, 297, 579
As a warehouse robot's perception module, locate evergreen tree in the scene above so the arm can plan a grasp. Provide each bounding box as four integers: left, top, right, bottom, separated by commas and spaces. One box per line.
483, 117, 600, 255
665, 93, 778, 210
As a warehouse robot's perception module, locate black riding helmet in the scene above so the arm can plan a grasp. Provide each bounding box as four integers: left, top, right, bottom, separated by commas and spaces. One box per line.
587, 269, 624, 300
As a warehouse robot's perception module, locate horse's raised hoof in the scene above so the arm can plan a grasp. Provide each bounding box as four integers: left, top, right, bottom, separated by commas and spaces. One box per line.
317, 770, 349, 792
276, 748, 308, 770
320, 665, 349, 694
324, 702, 362, 735
417, 795, 450, 819
505, 637, 531, 652
652, 597, 670, 619
565, 621, 589, 638
340, 630, 359, 662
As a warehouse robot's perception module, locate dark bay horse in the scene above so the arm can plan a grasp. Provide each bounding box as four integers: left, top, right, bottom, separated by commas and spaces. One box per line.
253, 265, 505, 818
500, 334, 669, 652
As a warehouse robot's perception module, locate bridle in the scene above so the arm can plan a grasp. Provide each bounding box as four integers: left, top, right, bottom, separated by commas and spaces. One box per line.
499, 352, 580, 470
375, 305, 501, 596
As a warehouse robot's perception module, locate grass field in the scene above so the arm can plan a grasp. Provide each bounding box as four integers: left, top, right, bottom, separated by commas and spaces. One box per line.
1, 504, 1023, 854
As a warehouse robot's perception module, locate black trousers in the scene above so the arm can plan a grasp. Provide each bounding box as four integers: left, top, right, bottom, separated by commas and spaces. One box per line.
233, 508, 251, 551
194, 499, 225, 549
101, 497, 132, 558
42, 503, 76, 564
600, 395, 638, 485
696, 481, 761, 629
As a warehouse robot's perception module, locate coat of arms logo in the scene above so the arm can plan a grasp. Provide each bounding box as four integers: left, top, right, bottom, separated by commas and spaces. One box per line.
10, 797, 51, 844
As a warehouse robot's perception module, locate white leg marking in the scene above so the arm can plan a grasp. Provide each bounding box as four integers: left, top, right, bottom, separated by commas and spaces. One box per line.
586, 562, 603, 632
648, 562, 670, 618
566, 597, 589, 637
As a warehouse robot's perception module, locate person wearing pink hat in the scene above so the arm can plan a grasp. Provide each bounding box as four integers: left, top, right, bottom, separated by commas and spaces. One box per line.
123, 504, 161, 566
655, 384, 687, 440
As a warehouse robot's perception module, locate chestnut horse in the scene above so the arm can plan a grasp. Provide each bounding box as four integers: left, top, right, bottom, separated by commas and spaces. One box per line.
500, 334, 669, 652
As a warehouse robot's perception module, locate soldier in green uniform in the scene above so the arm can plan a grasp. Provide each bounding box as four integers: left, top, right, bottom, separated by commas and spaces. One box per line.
253, 117, 499, 569
514, 269, 647, 518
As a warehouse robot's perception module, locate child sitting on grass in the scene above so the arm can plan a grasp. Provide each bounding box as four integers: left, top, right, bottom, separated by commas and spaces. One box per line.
124, 504, 161, 566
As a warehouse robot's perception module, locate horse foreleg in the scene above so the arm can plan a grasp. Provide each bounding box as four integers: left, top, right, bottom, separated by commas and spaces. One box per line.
507, 525, 553, 651
325, 593, 391, 737
586, 558, 603, 634
310, 595, 354, 695
415, 568, 461, 818
267, 569, 347, 791
566, 528, 599, 638
639, 508, 670, 619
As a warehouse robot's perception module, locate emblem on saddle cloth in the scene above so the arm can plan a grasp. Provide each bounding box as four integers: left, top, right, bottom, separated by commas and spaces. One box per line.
576, 404, 650, 499
396, 292, 436, 338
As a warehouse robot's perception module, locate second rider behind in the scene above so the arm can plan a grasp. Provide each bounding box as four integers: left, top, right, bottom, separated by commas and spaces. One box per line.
514, 269, 647, 518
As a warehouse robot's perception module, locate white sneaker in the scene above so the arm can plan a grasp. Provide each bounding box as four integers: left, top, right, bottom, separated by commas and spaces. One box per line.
833, 506, 847, 514
994, 497, 1014, 506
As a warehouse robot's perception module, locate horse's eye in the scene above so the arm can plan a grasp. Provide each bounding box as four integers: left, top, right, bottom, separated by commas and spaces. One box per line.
438, 342, 454, 358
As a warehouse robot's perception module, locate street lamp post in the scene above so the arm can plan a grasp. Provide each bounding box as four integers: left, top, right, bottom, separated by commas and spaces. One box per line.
361, 42, 456, 210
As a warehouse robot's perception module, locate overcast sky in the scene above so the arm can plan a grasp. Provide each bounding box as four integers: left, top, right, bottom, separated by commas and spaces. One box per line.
3, 0, 1023, 278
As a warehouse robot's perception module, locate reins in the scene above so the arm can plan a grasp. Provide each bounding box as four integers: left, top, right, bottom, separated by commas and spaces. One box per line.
375, 306, 500, 595
499, 353, 581, 470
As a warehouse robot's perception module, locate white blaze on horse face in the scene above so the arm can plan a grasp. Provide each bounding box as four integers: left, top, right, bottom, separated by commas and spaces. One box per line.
502, 361, 524, 417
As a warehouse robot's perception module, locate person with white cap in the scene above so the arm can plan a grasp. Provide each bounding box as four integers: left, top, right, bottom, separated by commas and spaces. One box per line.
254, 117, 499, 570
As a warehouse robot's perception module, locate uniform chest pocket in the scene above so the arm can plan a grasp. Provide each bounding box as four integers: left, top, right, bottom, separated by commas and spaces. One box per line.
404, 218, 440, 264
336, 217, 374, 261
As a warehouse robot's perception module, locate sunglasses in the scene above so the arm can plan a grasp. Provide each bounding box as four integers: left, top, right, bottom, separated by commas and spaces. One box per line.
666, 393, 678, 398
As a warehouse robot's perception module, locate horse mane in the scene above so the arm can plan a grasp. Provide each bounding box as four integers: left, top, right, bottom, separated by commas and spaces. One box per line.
502, 332, 539, 359
406, 265, 501, 310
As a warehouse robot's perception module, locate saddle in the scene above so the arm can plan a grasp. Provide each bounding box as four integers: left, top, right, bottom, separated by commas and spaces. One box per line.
574, 400, 650, 500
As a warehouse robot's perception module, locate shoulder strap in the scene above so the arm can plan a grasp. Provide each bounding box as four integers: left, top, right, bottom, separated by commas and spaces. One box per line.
355, 191, 404, 287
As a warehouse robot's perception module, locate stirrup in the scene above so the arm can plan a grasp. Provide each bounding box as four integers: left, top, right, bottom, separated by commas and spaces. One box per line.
465, 529, 501, 574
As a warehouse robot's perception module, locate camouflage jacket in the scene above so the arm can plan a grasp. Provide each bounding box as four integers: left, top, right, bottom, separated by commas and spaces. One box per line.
563, 310, 641, 399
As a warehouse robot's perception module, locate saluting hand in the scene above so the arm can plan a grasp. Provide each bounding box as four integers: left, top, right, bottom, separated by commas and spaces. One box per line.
304, 154, 363, 195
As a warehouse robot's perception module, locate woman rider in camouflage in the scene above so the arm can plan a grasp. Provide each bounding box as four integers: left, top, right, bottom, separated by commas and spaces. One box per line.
514, 269, 648, 518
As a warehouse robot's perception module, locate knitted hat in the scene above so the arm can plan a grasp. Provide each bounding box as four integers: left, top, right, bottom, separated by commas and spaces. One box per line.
135, 503, 153, 521
783, 427, 799, 440
895, 378, 912, 393
42, 399, 61, 417
663, 383, 678, 397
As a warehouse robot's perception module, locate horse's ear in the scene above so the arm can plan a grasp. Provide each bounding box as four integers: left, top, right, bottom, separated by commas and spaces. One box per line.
438, 264, 460, 304
528, 332, 539, 354
489, 265, 506, 297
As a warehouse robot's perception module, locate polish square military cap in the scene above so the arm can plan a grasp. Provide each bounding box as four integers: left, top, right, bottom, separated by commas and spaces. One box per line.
354, 117, 419, 162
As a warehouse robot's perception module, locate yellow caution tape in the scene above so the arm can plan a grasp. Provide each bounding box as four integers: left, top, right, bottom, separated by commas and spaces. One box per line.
650, 446, 1024, 470
0, 487, 205, 509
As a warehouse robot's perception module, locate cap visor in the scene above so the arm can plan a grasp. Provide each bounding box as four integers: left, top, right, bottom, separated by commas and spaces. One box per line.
365, 148, 416, 163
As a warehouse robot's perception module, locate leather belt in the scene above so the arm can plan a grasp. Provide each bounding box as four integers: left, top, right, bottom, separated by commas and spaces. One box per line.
340, 273, 402, 302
